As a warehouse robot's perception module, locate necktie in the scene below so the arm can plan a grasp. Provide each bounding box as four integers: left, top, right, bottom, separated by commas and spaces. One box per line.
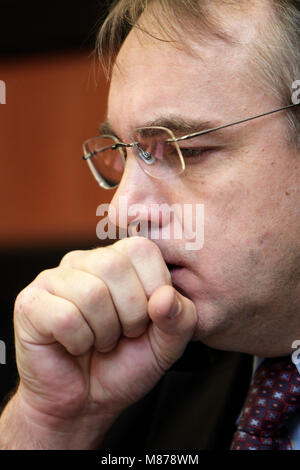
231, 356, 300, 450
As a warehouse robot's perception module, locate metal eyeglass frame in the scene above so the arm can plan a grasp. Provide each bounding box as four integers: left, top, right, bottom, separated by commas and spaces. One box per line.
83, 102, 300, 188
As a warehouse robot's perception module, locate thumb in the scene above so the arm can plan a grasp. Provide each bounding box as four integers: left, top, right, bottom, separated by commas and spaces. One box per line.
147, 284, 198, 373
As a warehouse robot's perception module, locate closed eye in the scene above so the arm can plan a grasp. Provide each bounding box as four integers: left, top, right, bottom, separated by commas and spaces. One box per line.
179, 147, 215, 159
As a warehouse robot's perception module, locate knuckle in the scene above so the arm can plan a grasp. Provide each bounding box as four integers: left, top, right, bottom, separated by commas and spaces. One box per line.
127, 311, 147, 326
123, 323, 147, 338
14, 286, 35, 316
122, 310, 149, 337
96, 249, 130, 278
97, 344, 116, 353
35, 268, 56, 285
53, 304, 81, 333
126, 236, 160, 258
96, 335, 119, 353
82, 280, 108, 308
60, 250, 84, 266
68, 342, 89, 357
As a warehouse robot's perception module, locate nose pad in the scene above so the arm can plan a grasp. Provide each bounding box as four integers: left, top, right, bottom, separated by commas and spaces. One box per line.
136, 144, 156, 165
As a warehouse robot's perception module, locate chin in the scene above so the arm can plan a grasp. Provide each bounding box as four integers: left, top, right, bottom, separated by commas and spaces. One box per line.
190, 298, 247, 353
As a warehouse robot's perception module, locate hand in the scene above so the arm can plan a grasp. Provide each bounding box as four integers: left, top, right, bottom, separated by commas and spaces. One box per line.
13, 237, 197, 444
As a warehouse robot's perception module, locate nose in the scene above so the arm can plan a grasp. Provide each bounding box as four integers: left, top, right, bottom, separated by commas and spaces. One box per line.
108, 150, 166, 237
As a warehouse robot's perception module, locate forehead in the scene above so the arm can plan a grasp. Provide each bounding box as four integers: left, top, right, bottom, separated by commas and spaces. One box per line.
107, 2, 272, 137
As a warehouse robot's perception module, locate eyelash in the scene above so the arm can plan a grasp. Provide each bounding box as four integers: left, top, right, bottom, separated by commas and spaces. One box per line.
179, 147, 213, 159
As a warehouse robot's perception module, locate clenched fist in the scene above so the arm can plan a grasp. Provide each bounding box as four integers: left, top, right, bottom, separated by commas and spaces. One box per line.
3, 237, 197, 449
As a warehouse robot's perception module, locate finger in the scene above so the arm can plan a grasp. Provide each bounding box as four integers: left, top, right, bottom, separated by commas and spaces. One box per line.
60, 247, 149, 338
112, 237, 172, 297
147, 285, 198, 372
14, 285, 94, 356
36, 267, 122, 352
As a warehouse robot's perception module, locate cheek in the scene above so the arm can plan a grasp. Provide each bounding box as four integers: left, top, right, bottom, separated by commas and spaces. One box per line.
184, 174, 277, 290
192, 194, 296, 311
198, 149, 295, 248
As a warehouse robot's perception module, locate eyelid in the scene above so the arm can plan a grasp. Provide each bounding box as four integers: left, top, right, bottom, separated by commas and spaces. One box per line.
179, 145, 222, 157
175, 133, 224, 144
178, 143, 221, 150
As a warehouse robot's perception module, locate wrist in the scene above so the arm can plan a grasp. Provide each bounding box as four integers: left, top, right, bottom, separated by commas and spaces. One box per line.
0, 390, 117, 450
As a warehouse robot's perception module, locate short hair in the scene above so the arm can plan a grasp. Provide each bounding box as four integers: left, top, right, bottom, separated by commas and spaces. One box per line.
96, 0, 300, 148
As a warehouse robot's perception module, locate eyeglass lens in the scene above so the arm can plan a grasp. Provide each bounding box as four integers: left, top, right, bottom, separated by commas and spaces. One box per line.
84, 127, 184, 188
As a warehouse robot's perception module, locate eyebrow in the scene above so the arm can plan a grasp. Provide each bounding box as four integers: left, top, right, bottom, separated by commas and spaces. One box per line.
99, 120, 117, 136
99, 102, 300, 142
99, 116, 228, 140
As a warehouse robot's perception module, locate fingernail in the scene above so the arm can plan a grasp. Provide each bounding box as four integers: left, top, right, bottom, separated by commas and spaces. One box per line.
167, 293, 182, 319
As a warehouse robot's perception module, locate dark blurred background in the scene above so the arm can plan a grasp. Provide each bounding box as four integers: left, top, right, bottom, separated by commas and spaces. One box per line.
0, 0, 115, 403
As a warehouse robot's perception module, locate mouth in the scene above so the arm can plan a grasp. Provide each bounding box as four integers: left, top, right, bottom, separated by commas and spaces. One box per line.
166, 263, 183, 273
166, 263, 189, 297
166, 263, 190, 298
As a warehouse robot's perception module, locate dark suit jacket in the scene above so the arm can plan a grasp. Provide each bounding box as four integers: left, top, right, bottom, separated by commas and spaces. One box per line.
101, 342, 253, 450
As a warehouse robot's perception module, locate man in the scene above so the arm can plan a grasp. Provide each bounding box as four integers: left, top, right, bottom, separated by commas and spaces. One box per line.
0, 0, 299, 450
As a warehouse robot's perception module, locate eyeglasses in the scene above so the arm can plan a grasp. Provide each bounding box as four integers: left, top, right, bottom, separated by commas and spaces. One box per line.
82, 102, 300, 189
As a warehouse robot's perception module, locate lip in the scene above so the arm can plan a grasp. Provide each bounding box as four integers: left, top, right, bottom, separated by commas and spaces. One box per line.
167, 264, 190, 297
167, 264, 186, 279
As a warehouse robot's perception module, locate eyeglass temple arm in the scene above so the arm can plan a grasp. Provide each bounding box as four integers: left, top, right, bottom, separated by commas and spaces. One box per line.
82, 102, 300, 160
82, 142, 139, 161
169, 103, 300, 143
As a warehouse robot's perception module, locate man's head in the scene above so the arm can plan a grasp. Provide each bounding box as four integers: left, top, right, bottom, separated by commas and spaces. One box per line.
96, 0, 300, 357
98, 0, 300, 146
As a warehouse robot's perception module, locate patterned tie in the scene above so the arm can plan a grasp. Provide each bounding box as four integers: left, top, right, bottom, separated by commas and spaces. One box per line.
231, 356, 300, 450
